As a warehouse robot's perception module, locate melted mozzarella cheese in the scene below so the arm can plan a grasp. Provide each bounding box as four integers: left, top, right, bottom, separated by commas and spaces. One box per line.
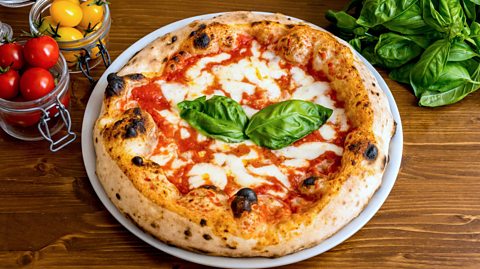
275, 142, 343, 160
283, 158, 309, 168
329, 109, 349, 132
292, 81, 334, 108
157, 81, 187, 105
319, 125, 336, 140
291, 66, 314, 87
247, 165, 290, 188
187, 53, 231, 79
180, 128, 190, 139
220, 80, 255, 102
188, 163, 227, 189
242, 105, 259, 118
158, 109, 180, 125
213, 153, 268, 187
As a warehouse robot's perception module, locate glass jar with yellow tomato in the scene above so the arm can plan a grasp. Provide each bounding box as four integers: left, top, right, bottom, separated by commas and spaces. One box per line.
29, 0, 111, 82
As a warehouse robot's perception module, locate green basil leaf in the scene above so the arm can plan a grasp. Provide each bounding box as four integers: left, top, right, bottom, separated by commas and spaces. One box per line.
178, 95, 248, 143
361, 45, 382, 65
462, 0, 476, 22
410, 39, 451, 97
245, 100, 333, 150
349, 38, 363, 51
389, 62, 415, 84
357, 0, 418, 27
425, 63, 475, 92
447, 39, 479, 61
422, 0, 451, 33
375, 33, 424, 68
419, 63, 480, 106
468, 0, 480, 5
326, 10, 367, 35
383, 2, 433, 35
469, 22, 480, 48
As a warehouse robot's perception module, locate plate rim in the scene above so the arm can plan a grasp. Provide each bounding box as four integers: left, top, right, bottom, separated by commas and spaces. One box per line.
81, 11, 403, 268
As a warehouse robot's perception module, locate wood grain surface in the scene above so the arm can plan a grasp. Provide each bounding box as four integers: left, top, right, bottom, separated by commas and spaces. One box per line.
1, 0, 480, 268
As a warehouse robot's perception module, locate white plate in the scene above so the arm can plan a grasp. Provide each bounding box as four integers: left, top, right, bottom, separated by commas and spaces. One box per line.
82, 12, 403, 268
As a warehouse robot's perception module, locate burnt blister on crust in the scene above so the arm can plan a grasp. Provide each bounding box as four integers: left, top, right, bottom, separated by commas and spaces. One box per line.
231, 188, 258, 218
126, 73, 145, 81
193, 33, 211, 49
124, 108, 146, 138
105, 73, 125, 97
364, 144, 378, 161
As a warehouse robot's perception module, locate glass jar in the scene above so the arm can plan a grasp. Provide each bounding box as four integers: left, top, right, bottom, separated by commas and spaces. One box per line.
29, 0, 111, 82
0, 21, 13, 43
0, 45, 76, 152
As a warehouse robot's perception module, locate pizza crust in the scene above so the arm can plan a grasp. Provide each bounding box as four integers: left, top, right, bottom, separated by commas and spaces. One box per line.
94, 11, 395, 257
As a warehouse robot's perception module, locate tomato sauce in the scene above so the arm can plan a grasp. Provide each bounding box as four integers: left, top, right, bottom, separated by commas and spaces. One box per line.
126, 34, 352, 218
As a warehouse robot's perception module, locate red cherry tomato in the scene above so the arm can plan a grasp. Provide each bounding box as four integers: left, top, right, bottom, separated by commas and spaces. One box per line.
0, 68, 20, 100
0, 42, 24, 70
23, 36, 59, 69
4, 96, 42, 127
20, 67, 55, 101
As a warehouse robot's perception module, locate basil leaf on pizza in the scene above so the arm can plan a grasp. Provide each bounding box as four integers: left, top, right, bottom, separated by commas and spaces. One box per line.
245, 100, 333, 150
178, 95, 249, 143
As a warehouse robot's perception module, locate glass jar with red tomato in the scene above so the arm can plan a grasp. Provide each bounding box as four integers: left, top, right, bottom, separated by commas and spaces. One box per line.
29, 0, 111, 82
0, 40, 75, 151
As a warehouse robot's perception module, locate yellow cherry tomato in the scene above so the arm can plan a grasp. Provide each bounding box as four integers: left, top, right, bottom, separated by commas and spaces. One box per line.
54, 27, 84, 42
50, 1, 83, 27
78, 0, 104, 29
62, 50, 82, 67
78, 22, 101, 38
54, 0, 80, 4
38, 16, 58, 35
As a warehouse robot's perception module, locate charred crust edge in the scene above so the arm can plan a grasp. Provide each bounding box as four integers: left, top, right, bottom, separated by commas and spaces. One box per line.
105, 73, 125, 97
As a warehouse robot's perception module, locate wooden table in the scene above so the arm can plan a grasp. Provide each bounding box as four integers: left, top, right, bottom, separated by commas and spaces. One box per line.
1, 0, 479, 268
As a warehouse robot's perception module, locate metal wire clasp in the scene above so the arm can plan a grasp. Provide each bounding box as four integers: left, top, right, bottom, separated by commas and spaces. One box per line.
79, 40, 111, 84
37, 96, 77, 152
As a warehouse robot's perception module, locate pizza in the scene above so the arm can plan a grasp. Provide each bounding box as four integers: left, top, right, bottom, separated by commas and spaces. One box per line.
93, 11, 396, 257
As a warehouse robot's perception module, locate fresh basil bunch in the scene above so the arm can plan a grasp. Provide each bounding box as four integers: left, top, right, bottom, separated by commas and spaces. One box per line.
327, 0, 480, 107
178, 96, 332, 149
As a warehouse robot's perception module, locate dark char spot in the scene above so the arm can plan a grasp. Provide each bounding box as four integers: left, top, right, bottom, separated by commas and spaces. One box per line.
116, 193, 121, 200
127, 73, 144, 80
105, 73, 124, 97
200, 219, 207, 226
125, 127, 137, 138
132, 156, 144, 166
171, 35, 177, 43
364, 144, 378, 160
203, 234, 212, 240
194, 33, 210, 49
201, 185, 217, 190
184, 228, 192, 237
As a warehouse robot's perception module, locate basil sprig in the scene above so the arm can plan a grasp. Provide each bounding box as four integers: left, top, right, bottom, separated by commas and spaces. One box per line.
245, 100, 333, 149
178, 96, 332, 149
178, 96, 249, 143
326, 0, 480, 107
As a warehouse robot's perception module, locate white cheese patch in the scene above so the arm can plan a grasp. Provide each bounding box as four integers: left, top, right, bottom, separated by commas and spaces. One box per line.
239, 148, 258, 160
242, 105, 259, 118
188, 163, 227, 189
213, 153, 268, 187
292, 81, 334, 108
197, 133, 208, 142
329, 108, 349, 132
157, 81, 188, 105
275, 142, 343, 160
158, 109, 180, 125
180, 128, 191, 139
319, 125, 336, 140
247, 165, 290, 188
251, 40, 262, 58
187, 53, 231, 79
283, 158, 309, 168
150, 144, 177, 165
185, 71, 214, 100
291, 66, 314, 87
220, 80, 256, 102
